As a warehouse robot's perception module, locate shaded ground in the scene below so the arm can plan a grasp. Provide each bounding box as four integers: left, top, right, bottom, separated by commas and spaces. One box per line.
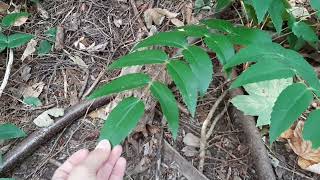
0, 0, 319, 179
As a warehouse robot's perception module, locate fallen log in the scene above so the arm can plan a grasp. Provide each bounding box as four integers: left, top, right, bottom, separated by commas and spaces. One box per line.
0, 96, 110, 175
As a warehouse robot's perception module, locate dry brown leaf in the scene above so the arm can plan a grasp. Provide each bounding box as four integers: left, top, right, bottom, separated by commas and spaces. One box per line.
144, 8, 179, 29
88, 107, 108, 120
181, 146, 198, 157
0, 1, 9, 13
113, 18, 123, 28
183, 133, 200, 147
33, 108, 64, 127
21, 39, 37, 61
290, 6, 310, 19
22, 82, 45, 98
36, 3, 49, 19
171, 18, 184, 27
282, 121, 320, 174
182, 1, 193, 24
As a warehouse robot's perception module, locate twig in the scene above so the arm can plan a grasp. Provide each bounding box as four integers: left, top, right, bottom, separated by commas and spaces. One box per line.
206, 104, 228, 139
78, 68, 90, 99
163, 140, 209, 180
81, 68, 105, 99
0, 49, 14, 98
198, 90, 228, 172
155, 116, 165, 180
129, 0, 148, 32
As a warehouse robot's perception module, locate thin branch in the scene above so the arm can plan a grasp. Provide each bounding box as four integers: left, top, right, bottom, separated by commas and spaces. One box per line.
0, 49, 14, 97
198, 90, 228, 172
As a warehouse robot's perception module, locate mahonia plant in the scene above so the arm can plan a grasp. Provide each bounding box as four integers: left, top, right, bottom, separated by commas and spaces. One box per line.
89, 17, 320, 149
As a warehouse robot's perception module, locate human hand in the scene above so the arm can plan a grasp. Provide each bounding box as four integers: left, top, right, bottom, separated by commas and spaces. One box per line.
52, 140, 126, 180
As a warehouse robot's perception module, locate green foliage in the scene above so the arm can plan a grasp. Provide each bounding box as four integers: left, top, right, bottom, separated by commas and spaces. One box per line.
311, 0, 320, 17
150, 82, 179, 139
292, 21, 318, 44
270, 83, 313, 143
23, 97, 42, 107
216, 0, 233, 12
231, 78, 292, 126
0, 124, 26, 140
99, 97, 144, 146
7, 33, 33, 48
251, 0, 273, 23
89, 18, 320, 146
269, 0, 285, 33
0, 33, 6, 52
45, 27, 57, 42
37, 40, 52, 55
88, 73, 151, 99
109, 50, 168, 69
167, 60, 198, 117
303, 110, 320, 149
2, 12, 29, 27
182, 45, 213, 96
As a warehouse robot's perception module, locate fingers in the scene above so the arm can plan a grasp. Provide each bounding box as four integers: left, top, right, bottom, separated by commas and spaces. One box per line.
109, 157, 127, 180
97, 145, 123, 179
81, 140, 112, 172
52, 149, 89, 180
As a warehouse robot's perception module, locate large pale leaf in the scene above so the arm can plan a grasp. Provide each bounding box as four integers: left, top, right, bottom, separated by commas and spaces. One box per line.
99, 97, 145, 145
231, 60, 295, 88
2, 12, 29, 27
231, 78, 292, 126
134, 31, 187, 50
251, 0, 273, 23
227, 27, 272, 45
0, 124, 26, 140
202, 19, 234, 33
182, 45, 213, 96
269, 0, 285, 33
270, 83, 313, 143
109, 50, 168, 69
88, 73, 151, 99
303, 110, 320, 149
150, 82, 179, 138
7, 33, 34, 48
224, 43, 320, 96
204, 34, 234, 65
167, 61, 198, 116
292, 22, 318, 43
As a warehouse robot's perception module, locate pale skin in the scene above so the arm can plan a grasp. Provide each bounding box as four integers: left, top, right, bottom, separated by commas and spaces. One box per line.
52, 140, 126, 180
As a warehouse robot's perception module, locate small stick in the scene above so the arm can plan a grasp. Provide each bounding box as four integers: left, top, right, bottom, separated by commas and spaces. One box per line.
0, 49, 14, 98
81, 69, 105, 99
129, 0, 148, 32
198, 90, 228, 172
206, 104, 228, 139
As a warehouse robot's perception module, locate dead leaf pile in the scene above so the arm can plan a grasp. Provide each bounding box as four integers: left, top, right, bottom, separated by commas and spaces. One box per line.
281, 121, 320, 174
33, 108, 65, 127
144, 8, 183, 28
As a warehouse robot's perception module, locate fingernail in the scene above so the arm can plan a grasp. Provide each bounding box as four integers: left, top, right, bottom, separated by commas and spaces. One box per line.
96, 139, 111, 150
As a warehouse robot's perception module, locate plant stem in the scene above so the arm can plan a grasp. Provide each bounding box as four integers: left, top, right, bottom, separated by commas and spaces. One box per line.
0, 49, 14, 97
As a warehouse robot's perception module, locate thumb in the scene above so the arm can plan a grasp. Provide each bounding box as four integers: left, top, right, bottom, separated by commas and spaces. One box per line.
82, 140, 112, 172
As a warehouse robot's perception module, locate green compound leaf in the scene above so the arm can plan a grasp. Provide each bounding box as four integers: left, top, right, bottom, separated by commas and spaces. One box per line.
202, 19, 234, 33
251, 0, 273, 23
182, 45, 213, 96
292, 22, 318, 43
231, 60, 295, 88
2, 12, 29, 27
0, 123, 26, 140
88, 73, 151, 99
216, 0, 233, 12
176, 25, 210, 37
270, 83, 313, 144
231, 78, 292, 126
109, 50, 168, 70
303, 109, 320, 149
269, 0, 285, 33
134, 31, 187, 50
7, 33, 33, 48
311, 0, 320, 18
167, 61, 198, 117
37, 40, 52, 56
204, 34, 234, 65
287, 34, 306, 51
227, 27, 272, 45
225, 43, 320, 96
99, 97, 145, 146
23, 97, 42, 107
0, 33, 7, 52
150, 82, 179, 139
